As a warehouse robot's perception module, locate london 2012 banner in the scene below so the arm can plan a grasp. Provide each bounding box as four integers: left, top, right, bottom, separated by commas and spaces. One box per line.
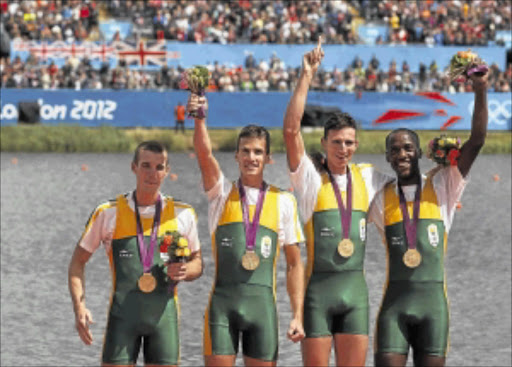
1, 90, 510, 131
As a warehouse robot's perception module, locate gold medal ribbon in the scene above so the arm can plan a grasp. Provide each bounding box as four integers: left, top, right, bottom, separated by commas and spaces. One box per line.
133, 192, 162, 273
238, 179, 267, 254
327, 166, 352, 243
397, 181, 421, 254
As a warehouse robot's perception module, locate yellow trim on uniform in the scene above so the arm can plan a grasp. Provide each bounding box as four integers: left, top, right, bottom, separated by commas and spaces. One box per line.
304, 163, 370, 284
383, 176, 442, 226
217, 183, 280, 232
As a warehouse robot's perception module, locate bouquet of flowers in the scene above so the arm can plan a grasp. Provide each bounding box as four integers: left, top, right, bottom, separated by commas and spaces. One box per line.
448, 49, 488, 82
179, 65, 210, 118
426, 135, 462, 166
160, 231, 191, 263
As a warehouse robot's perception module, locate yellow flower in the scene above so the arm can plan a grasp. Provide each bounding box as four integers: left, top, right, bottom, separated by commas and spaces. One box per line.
438, 139, 445, 147
183, 248, 191, 257
178, 237, 188, 248
175, 248, 184, 257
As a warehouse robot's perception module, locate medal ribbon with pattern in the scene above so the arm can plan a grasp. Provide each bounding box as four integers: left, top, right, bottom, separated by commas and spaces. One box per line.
397, 181, 422, 268
238, 179, 267, 270
327, 166, 354, 257
133, 192, 162, 287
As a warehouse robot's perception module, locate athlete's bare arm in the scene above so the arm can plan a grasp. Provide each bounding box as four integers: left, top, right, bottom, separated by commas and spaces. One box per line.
283, 36, 324, 172
457, 71, 489, 178
284, 244, 305, 343
189, 94, 221, 191
68, 245, 94, 345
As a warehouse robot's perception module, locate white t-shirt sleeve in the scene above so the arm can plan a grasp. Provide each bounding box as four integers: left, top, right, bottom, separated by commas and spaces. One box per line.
288, 154, 322, 223
368, 189, 386, 236
360, 164, 395, 204
432, 165, 467, 233
175, 205, 201, 252
279, 191, 305, 246
206, 173, 232, 235
78, 203, 116, 254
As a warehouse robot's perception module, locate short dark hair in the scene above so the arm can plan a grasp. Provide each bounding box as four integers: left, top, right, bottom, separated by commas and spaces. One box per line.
133, 140, 168, 165
385, 128, 421, 153
323, 112, 358, 139
236, 124, 271, 155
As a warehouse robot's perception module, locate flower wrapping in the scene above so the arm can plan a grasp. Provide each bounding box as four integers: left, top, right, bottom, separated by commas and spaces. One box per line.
426, 135, 462, 166
179, 65, 210, 118
448, 49, 488, 82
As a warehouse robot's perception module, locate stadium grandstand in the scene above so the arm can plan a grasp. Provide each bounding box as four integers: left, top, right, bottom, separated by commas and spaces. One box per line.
1, 0, 510, 93
0, 0, 510, 130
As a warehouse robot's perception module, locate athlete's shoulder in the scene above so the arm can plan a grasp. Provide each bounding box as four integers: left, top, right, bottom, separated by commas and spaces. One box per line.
85, 196, 120, 227
353, 162, 374, 170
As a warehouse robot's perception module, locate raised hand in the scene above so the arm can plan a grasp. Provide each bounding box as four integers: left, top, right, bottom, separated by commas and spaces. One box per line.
468, 67, 489, 92
302, 35, 325, 76
186, 93, 208, 119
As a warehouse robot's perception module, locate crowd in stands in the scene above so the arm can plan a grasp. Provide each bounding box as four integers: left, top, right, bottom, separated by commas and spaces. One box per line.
2, 52, 511, 93
1, 0, 510, 45
0, 0, 510, 93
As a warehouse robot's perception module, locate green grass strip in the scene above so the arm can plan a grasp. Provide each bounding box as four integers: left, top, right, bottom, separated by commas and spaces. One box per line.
1, 125, 510, 154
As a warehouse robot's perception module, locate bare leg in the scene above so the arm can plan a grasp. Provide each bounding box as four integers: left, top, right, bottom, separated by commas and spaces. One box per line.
374, 352, 408, 367
302, 336, 333, 366
412, 353, 445, 367
204, 354, 237, 367
244, 355, 276, 367
333, 334, 368, 366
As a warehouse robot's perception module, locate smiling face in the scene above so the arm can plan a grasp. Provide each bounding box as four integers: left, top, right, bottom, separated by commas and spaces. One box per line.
386, 130, 421, 184
321, 127, 358, 174
235, 136, 270, 186
131, 149, 170, 197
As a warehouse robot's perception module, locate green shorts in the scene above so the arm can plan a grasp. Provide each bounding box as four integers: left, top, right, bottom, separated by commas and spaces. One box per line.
375, 281, 449, 356
204, 285, 278, 361
304, 271, 369, 337
102, 292, 179, 365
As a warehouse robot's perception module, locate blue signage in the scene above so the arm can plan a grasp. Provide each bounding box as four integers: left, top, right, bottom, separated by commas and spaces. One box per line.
1, 90, 510, 131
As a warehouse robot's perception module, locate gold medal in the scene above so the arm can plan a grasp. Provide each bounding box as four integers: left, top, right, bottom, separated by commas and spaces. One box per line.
138, 273, 157, 293
403, 248, 422, 268
338, 238, 354, 258
241, 251, 260, 271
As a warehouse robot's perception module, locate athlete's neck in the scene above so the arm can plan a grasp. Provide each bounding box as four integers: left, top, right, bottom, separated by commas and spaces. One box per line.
327, 161, 348, 175
134, 190, 160, 206
239, 175, 264, 189
397, 173, 421, 186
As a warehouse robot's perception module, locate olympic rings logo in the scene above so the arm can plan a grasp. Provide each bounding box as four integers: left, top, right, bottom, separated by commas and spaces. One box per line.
468, 99, 512, 126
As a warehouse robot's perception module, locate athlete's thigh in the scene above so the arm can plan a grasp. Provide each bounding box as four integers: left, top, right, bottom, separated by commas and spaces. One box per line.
302, 336, 332, 367
412, 288, 449, 357
241, 293, 278, 361
375, 304, 409, 355
374, 352, 408, 367
204, 354, 236, 367
333, 333, 368, 367
204, 291, 239, 357
303, 278, 332, 337
102, 314, 141, 365
143, 306, 179, 365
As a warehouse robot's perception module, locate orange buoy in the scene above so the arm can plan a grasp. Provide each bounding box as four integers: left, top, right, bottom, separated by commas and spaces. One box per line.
493, 174, 500, 182
456, 202, 462, 210
188, 152, 196, 159
11, 157, 18, 164
169, 173, 178, 181
288, 186, 294, 192
81, 164, 89, 171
